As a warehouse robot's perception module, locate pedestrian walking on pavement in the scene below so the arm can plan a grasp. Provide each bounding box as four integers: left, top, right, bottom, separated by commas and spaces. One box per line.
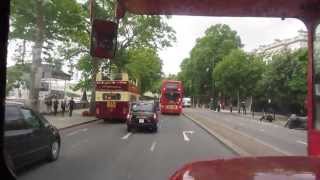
45, 97, 51, 113
68, 97, 75, 117
61, 99, 66, 116
53, 98, 59, 116
48, 97, 53, 113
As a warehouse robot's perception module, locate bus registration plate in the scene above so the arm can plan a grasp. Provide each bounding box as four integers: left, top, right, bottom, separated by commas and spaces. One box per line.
106, 101, 116, 108
167, 105, 176, 109
139, 119, 144, 123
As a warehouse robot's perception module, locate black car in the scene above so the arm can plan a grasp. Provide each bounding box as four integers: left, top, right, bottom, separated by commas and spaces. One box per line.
4, 103, 61, 172
126, 102, 159, 132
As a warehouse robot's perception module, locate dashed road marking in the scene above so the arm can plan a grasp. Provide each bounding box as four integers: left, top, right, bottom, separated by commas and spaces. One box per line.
150, 141, 157, 152
121, 133, 132, 140
66, 128, 88, 136
296, 140, 307, 145
259, 129, 265, 132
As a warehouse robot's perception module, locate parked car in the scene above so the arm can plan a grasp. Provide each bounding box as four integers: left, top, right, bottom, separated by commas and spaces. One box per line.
285, 114, 307, 130
4, 102, 61, 172
126, 101, 159, 132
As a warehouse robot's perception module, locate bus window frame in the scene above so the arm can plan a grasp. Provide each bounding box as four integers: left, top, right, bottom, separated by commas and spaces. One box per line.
314, 23, 320, 130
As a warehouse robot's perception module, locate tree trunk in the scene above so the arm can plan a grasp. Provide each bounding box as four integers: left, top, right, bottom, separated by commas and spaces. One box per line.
237, 89, 240, 113
29, 0, 44, 111
248, 96, 253, 112
81, 90, 88, 102
89, 57, 99, 114
21, 39, 26, 64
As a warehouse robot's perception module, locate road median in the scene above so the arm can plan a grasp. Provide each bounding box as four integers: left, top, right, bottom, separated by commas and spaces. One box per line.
183, 111, 293, 156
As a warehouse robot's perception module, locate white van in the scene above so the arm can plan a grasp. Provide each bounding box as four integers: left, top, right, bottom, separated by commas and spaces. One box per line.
182, 97, 191, 108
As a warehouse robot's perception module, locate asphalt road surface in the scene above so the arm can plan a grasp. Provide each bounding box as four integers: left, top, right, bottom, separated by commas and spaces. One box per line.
17, 114, 236, 180
185, 108, 307, 155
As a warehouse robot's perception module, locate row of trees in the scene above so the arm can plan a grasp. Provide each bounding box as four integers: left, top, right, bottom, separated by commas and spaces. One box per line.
8, 0, 176, 113
178, 24, 307, 114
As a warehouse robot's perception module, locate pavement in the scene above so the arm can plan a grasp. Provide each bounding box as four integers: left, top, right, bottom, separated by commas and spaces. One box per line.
44, 109, 98, 130
218, 108, 288, 126
18, 114, 236, 180
183, 108, 307, 156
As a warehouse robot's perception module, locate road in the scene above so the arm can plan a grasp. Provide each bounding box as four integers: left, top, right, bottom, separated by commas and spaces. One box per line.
17, 114, 236, 180
185, 108, 307, 155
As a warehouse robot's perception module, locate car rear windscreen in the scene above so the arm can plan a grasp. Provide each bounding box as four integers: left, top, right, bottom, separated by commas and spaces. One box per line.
132, 103, 154, 112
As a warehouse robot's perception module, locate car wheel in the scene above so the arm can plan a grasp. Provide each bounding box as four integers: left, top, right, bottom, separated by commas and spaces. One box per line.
48, 140, 60, 161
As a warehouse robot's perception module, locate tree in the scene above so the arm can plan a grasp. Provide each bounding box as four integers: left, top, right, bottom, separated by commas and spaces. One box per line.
125, 48, 162, 94
78, 0, 176, 113
178, 24, 241, 100
259, 48, 307, 114
10, 0, 87, 110
6, 64, 31, 96
213, 49, 265, 109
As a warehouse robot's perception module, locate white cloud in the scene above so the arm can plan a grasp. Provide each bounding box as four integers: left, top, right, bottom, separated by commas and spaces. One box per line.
159, 16, 306, 75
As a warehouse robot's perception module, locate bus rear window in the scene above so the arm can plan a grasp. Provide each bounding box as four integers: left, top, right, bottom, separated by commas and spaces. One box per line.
165, 92, 180, 101
103, 93, 121, 100
166, 83, 179, 89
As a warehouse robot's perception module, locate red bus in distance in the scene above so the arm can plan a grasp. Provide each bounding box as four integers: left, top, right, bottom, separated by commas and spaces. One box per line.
160, 80, 183, 115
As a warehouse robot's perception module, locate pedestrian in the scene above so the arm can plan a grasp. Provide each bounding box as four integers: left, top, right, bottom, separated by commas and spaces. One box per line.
48, 97, 53, 113
61, 99, 66, 116
241, 101, 246, 115
45, 97, 51, 113
53, 98, 59, 116
68, 97, 75, 117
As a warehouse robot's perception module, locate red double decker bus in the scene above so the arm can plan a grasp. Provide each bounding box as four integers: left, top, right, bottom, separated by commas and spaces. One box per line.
160, 80, 183, 115
95, 72, 139, 122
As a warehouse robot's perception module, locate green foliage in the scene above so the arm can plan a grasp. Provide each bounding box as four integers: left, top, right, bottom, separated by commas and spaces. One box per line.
213, 49, 265, 99
125, 48, 162, 94
259, 48, 307, 112
178, 24, 241, 96
77, 1, 176, 95
10, 0, 87, 44
6, 64, 31, 95
73, 54, 93, 91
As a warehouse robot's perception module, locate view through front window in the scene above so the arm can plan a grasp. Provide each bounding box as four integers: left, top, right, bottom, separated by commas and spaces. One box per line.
5, 0, 311, 179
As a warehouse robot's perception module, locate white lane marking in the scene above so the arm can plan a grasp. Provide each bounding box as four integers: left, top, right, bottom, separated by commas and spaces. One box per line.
66, 128, 88, 137
296, 140, 307, 145
150, 141, 157, 152
183, 131, 194, 141
259, 129, 265, 132
70, 139, 89, 149
121, 132, 132, 140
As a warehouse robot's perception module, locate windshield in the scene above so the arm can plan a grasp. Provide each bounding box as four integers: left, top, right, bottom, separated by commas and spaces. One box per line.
4, 0, 314, 179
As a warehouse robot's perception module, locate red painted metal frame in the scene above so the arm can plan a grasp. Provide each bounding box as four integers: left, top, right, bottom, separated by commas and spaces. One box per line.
116, 0, 320, 18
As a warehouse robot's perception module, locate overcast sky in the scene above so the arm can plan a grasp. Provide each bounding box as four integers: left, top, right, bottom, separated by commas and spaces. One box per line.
159, 16, 307, 75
